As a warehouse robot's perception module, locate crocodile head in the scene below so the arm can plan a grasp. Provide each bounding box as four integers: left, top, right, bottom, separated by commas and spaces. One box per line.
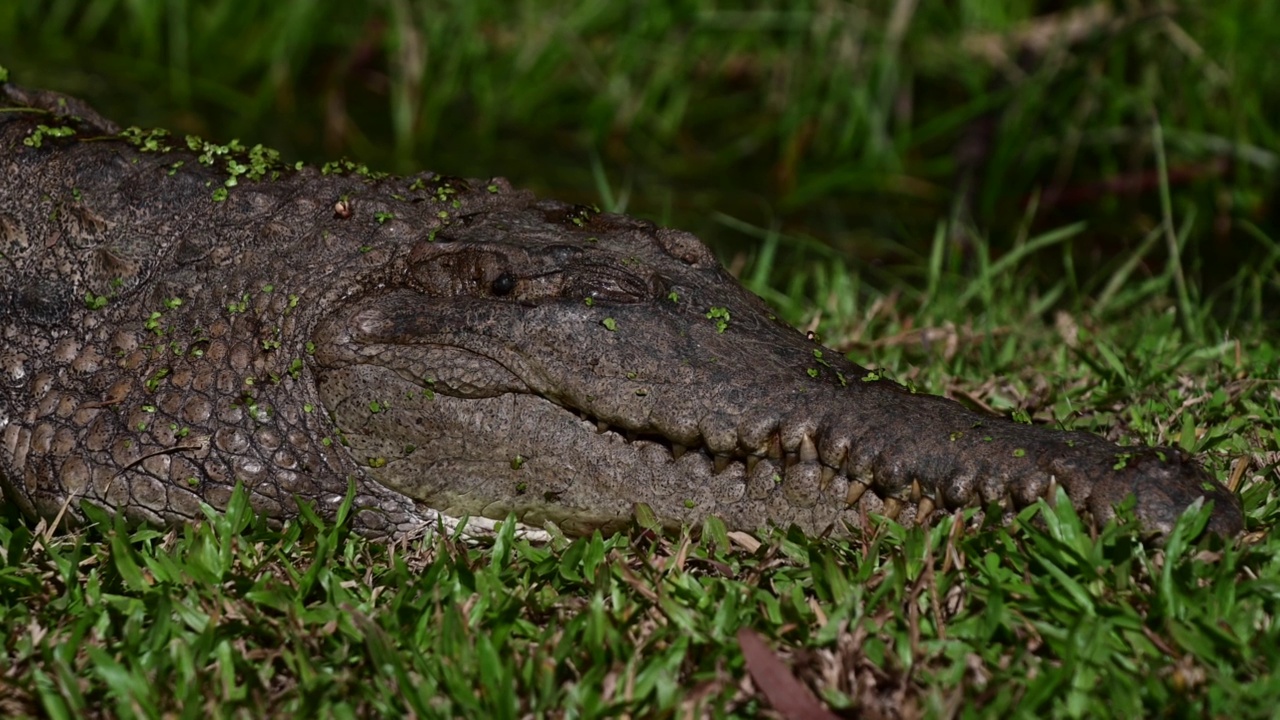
312, 199, 1243, 538
0, 84, 1240, 542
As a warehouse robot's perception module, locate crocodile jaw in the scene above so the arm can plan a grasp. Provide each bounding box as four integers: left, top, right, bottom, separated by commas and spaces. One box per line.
313, 273, 1243, 538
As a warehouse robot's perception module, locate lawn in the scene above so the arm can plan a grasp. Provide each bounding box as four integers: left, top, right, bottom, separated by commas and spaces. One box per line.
2, 1, 1279, 717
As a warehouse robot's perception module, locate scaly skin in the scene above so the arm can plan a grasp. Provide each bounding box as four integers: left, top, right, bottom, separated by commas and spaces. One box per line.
0, 84, 1243, 539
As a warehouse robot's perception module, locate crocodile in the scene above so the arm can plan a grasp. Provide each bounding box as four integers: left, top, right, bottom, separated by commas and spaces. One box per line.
0, 83, 1244, 541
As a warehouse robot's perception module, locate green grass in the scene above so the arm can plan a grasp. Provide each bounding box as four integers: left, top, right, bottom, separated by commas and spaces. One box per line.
3, 445, 1279, 717
3, 1, 1280, 717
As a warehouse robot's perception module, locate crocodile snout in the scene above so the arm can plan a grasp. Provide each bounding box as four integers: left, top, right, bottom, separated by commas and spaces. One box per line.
1081, 448, 1244, 537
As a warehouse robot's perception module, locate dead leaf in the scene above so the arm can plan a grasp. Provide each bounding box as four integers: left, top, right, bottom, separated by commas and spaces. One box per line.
737, 628, 842, 720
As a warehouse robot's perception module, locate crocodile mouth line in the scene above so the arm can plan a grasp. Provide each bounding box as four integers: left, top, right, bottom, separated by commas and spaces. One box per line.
546, 397, 1064, 526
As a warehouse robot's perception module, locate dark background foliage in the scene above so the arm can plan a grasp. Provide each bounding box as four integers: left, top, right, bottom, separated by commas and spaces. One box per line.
3, 0, 1277, 313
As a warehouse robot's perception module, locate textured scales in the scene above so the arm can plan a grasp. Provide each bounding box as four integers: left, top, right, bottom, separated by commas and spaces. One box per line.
0, 84, 1244, 540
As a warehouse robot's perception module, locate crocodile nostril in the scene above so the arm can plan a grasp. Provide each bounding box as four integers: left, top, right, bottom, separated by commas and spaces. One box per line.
654, 228, 717, 267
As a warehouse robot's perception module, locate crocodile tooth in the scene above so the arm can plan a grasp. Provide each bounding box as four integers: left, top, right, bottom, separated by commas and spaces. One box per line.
915, 495, 935, 523
910, 480, 922, 502
597, 420, 610, 434
882, 497, 904, 520
746, 455, 760, 474
1045, 474, 1059, 504
845, 481, 869, 506
713, 454, 731, 475
767, 434, 783, 461
783, 452, 799, 470
995, 491, 1011, 512
819, 465, 836, 491
672, 443, 687, 460
799, 435, 817, 462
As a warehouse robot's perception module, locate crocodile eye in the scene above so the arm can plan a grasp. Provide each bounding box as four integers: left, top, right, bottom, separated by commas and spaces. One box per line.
491, 272, 516, 296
